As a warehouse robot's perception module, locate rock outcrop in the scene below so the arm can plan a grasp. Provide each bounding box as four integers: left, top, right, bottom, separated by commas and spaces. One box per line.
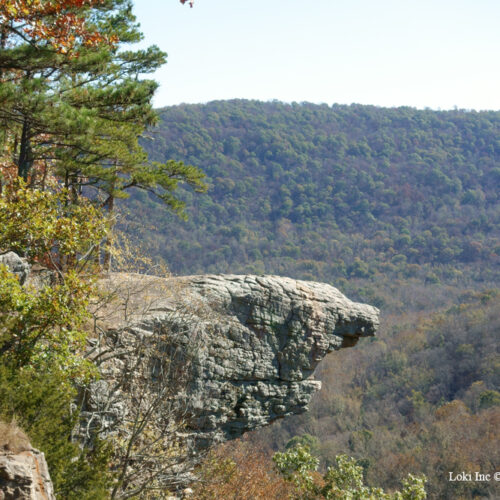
0, 450, 55, 500
1, 254, 379, 493
0, 422, 55, 500
0, 252, 30, 285
89, 274, 379, 445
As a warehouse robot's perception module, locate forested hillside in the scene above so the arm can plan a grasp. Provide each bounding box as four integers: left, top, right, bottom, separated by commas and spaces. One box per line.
129, 100, 499, 291
124, 100, 500, 499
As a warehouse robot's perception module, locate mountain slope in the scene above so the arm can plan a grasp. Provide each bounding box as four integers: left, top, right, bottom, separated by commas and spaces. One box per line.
129, 100, 499, 291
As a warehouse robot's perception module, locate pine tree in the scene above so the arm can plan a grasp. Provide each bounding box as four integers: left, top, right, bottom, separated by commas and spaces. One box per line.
0, 0, 206, 210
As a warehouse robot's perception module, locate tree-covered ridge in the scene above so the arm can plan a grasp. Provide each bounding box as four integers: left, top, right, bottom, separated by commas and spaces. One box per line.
136, 100, 499, 286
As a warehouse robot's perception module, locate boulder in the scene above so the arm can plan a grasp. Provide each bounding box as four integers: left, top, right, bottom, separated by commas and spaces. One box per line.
0, 252, 30, 285
0, 421, 55, 500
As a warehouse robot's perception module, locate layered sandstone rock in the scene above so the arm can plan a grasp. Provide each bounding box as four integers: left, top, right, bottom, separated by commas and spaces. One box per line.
87, 274, 379, 445
0, 423, 55, 500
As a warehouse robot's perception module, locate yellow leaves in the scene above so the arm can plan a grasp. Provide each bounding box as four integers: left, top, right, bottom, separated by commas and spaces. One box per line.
0, 180, 108, 270
0, 0, 115, 54
0, 260, 96, 382
0, 181, 105, 383
435, 400, 469, 421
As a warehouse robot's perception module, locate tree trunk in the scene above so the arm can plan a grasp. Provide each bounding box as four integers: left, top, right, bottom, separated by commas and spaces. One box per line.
102, 194, 115, 272
17, 118, 33, 181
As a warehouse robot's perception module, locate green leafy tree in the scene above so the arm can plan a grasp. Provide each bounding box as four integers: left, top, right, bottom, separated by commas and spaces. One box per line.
286, 434, 321, 457
273, 445, 427, 500
0, 363, 114, 498
0, 181, 108, 371
273, 444, 319, 497
0, 182, 114, 497
0, 265, 94, 377
0, 180, 107, 268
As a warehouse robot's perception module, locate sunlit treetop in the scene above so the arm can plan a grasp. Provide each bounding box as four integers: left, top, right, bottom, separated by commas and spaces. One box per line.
0, 0, 117, 53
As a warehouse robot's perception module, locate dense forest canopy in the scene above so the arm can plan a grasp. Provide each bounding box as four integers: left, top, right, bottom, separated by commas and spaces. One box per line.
131, 100, 499, 294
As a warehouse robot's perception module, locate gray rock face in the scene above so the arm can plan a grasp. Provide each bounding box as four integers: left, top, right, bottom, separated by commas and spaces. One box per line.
180, 275, 378, 440
0, 449, 55, 500
90, 274, 379, 445
0, 252, 30, 285
0, 255, 379, 493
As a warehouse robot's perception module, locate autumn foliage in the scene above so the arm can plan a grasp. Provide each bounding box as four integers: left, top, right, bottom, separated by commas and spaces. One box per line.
0, 0, 116, 52
193, 440, 295, 499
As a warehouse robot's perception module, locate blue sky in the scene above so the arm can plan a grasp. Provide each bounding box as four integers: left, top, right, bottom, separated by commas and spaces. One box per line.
133, 0, 500, 110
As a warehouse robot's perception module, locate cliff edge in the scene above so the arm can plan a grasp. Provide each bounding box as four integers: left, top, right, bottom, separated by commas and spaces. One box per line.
1, 254, 380, 493
88, 273, 379, 445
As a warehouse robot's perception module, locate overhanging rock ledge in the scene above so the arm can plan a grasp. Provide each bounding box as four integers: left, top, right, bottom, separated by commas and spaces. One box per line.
91, 274, 380, 445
